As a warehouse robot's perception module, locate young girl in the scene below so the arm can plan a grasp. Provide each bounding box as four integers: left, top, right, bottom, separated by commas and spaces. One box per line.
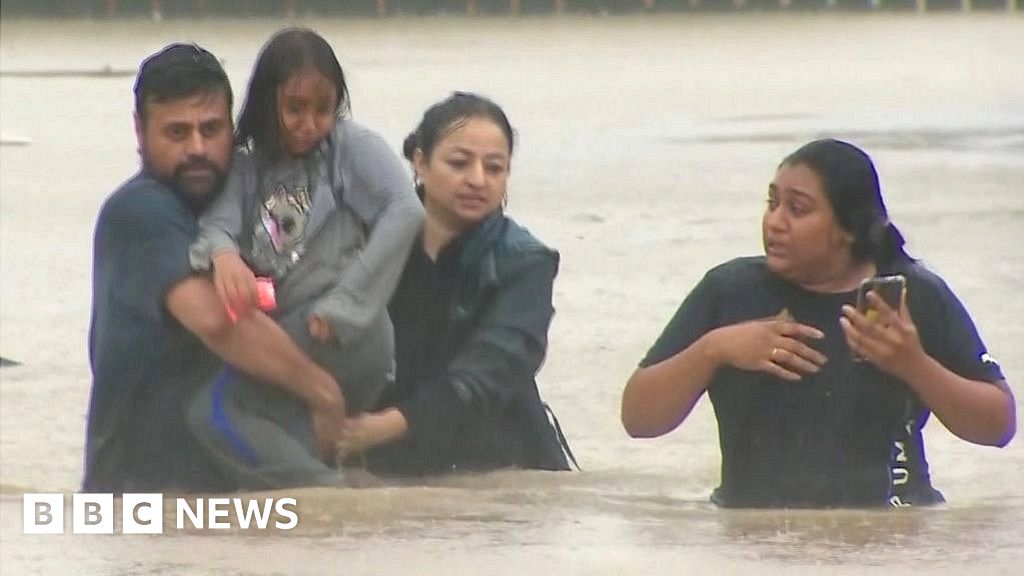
187, 28, 423, 489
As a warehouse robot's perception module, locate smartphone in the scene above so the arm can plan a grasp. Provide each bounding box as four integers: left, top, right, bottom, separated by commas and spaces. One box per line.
856, 275, 906, 319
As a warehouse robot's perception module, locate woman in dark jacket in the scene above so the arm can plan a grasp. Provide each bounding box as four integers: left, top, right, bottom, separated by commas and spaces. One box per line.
339, 92, 571, 475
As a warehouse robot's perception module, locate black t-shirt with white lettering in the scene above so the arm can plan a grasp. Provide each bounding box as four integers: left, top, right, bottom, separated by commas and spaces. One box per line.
641, 256, 1004, 508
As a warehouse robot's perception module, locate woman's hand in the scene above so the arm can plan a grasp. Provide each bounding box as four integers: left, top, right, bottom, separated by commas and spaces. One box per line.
840, 290, 925, 380
307, 314, 334, 343
211, 250, 257, 317
841, 290, 1015, 446
712, 314, 827, 381
622, 311, 828, 438
336, 408, 408, 459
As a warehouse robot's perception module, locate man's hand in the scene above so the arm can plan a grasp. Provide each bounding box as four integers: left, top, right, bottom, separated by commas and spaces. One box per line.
311, 401, 347, 463
167, 275, 354, 455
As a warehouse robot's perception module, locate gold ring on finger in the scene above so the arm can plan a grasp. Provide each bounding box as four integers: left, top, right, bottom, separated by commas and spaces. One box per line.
770, 347, 779, 362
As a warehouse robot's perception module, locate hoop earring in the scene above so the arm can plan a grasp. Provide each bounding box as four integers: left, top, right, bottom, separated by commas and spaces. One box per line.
412, 175, 425, 201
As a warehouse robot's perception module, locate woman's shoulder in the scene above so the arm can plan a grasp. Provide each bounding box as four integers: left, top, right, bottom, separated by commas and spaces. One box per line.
486, 216, 558, 275
477, 215, 557, 280
496, 216, 556, 258
891, 259, 954, 301
704, 256, 771, 286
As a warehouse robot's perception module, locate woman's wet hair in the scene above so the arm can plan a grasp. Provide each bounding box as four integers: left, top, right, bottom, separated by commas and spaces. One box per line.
781, 138, 912, 267
235, 27, 350, 159
403, 92, 515, 198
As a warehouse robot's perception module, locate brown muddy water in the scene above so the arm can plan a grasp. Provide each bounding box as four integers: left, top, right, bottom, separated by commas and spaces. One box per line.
1, 13, 1022, 575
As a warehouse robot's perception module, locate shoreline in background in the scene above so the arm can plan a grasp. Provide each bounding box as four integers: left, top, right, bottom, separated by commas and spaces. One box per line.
1, 0, 1021, 20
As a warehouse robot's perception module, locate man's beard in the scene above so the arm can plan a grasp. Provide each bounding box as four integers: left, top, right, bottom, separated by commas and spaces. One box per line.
143, 153, 227, 213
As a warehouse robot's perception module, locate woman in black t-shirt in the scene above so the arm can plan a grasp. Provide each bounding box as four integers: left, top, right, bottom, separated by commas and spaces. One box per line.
621, 139, 1015, 507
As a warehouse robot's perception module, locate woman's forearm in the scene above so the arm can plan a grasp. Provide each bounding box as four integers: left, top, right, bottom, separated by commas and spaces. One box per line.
621, 332, 722, 438
343, 408, 409, 455
900, 355, 1016, 446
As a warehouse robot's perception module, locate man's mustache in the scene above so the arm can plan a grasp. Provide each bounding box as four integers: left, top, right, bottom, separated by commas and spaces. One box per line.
175, 156, 221, 176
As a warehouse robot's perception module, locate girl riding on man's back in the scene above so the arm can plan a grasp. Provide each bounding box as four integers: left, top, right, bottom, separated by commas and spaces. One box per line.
187, 28, 423, 489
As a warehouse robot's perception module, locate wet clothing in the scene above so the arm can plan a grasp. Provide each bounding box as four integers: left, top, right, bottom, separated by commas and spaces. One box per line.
84, 172, 236, 494
191, 119, 423, 349
185, 364, 343, 489
366, 213, 571, 475
641, 256, 1004, 508
183, 304, 397, 489
187, 119, 422, 489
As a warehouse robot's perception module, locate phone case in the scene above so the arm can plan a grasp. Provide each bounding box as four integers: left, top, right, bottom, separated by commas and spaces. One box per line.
856, 275, 906, 317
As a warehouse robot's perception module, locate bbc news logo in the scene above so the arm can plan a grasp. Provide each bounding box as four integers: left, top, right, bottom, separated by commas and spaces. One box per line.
23, 494, 298, 534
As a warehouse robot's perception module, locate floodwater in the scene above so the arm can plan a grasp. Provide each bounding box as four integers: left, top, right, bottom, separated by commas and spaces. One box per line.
1, 13, 1022, 576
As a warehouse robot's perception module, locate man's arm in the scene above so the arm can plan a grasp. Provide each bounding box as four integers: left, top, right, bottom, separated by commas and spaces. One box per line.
166, 275, 344, 414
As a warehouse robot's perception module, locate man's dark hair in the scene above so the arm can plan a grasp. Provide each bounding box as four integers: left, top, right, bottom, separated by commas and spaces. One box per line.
134, 43, 232, 123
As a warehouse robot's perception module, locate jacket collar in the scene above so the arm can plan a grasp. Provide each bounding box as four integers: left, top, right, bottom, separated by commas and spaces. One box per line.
433, 212, 506, 296
456, 212, 505, 268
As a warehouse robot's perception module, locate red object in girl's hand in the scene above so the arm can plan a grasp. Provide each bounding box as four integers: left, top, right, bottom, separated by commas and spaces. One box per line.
226, 277, 277, 322
254, 276, 277, 312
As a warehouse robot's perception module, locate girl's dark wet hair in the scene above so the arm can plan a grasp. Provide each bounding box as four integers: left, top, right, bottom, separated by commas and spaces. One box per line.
403, 92, 515, 198
235, 28, 349, 159
781, 138, 912, 267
